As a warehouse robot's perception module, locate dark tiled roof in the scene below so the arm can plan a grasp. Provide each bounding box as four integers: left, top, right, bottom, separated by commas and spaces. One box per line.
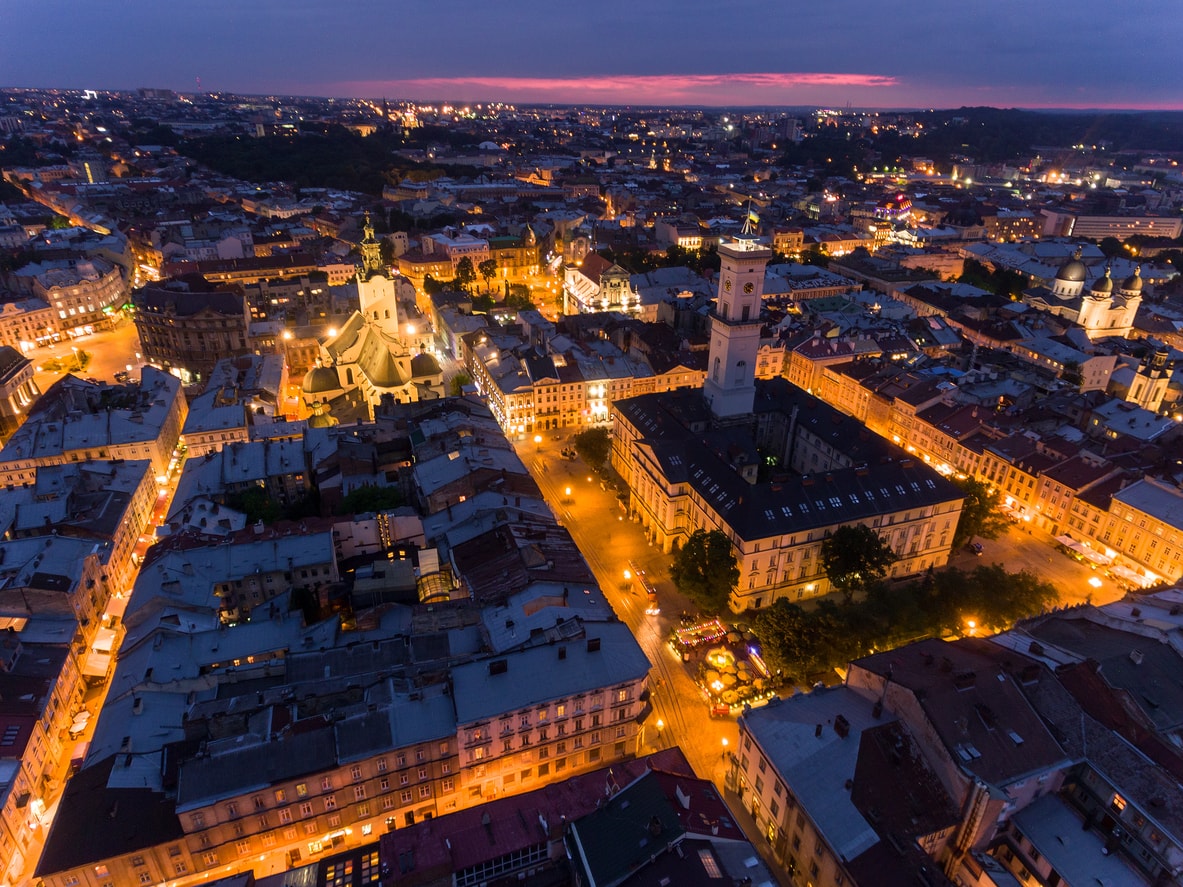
853, 639, 1068, 789
36, 755, 187, 878
616, 381, 961, 543
134, 286, 245, 317
379, 749, 695, 883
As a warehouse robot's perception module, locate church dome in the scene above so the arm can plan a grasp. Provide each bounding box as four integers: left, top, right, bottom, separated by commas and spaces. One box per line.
1091, 268, 1113, 294
307, 408, 339, 428
1121, 266, 1143, 292
1055, 249, 1088, 283
302, 366, 340, 395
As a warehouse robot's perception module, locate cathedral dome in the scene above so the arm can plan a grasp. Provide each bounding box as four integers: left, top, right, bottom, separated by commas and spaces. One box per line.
302, 366, 341, 395
1121, 266, 1143, 292
1091, 268, 1113, 294
1055, 250, 1088, 283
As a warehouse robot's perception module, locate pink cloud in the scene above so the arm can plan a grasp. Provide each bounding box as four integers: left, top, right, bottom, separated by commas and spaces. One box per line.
334, 71, 898, 104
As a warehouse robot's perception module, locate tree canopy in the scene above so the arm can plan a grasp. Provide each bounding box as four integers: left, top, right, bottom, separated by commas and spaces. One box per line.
670, 529, 739, 614
572, 428, 610, 469
449, 372, 473, 397
335, 484, 403, 516
820, 524, 898, 602
454, 257, 477, 293
958, 258, 1028, 299
478, 259, 498, 291
753, 564, 1057, 686
951, 476, 1010, 549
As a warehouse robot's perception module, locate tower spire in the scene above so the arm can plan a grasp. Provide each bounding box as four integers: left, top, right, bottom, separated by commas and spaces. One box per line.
359, 211, 382, 277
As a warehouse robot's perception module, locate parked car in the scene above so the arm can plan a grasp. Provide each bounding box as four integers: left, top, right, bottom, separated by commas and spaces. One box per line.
969, 542, 984, 556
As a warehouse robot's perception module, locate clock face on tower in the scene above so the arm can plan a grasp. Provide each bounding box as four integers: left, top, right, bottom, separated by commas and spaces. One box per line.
743, 282, 754, 294
723, 279, 732, 292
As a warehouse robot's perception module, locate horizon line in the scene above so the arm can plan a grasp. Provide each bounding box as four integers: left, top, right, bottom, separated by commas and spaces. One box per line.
6, 76, 1183, 114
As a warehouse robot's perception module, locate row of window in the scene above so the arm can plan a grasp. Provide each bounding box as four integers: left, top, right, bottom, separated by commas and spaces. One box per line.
192, 750, 454, 828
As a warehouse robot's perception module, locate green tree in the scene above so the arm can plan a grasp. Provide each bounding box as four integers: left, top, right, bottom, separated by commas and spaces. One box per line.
227, 486, 282, 524
454, 257, 477, 293
670, 529, 739, 614
1098, 236, 1124, 258
478, 259, 498, 292
572, 428, 610, 469
449, 372, 472, 396
335, 484, 403, 516
820, 524, 898, 603
752, 599, 826, 685
951, 476, 1010, 549
930, 565, 1055, 633
1061, 359, 1083, 387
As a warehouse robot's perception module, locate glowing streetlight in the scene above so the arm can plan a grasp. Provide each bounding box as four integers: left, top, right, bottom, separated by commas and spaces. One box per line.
623, 569, 632, 581
282, 330, 293, 341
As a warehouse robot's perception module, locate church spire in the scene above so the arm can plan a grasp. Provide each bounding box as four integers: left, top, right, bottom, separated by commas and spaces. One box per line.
359, 211, 382, 277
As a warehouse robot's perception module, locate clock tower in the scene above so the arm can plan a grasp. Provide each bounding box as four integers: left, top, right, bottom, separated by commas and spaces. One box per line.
703, 235, 771, 418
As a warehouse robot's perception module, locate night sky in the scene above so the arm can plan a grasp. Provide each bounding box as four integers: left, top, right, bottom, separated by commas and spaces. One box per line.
3, 1, 1182, 109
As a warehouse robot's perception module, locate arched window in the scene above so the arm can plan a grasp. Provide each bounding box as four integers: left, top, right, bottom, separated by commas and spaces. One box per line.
713, 357, 721, 381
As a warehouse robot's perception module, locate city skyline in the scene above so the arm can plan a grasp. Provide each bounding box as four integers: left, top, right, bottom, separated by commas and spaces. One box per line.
3, 0, 1183, 110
